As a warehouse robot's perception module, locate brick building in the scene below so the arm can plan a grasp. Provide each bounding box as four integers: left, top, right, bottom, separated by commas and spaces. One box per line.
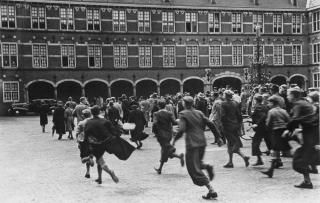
0, 0, 319, 115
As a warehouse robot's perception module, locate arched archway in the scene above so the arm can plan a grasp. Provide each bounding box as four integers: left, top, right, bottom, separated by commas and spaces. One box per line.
183, 79, 204, 96
111, 80, 133, 98
290, 75, 306, 89
136, 80, 157, 98
57, 81, 82, 102
271, 75, 287, 86
84, 81, 108, 104
213, 77, 242, 92
160, 79, 180, 96
28, 81, 55, 101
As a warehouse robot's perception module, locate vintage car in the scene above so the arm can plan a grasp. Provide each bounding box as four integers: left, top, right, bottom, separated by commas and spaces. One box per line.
8, 99, 57, 115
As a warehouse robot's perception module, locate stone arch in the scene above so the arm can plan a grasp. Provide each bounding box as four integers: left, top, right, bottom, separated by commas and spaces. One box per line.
26, 79, 55, 88
270, 74, 288, 86
212, 76, 242, 92
183, 78, 204, 96
56, 79, 83, 87
27, 81, 55, 101
110, 78, 134, 86
136, 79, 158, 98
160, 78, 181, 96
289, 74, 307, 89
110, 80, 134, 98
84, 80, 109, 104
57, 80, 82, 103
83, 78, 109, 87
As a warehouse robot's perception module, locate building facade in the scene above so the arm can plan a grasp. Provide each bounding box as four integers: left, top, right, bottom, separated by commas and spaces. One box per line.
0, 0, 319, 115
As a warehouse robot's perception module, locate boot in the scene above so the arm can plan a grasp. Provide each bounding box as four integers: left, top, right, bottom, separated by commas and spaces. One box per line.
261, 160, 275, 178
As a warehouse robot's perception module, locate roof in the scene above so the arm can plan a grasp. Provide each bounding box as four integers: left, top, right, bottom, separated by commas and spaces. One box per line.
10, 0, 310, 11
306, 0, 320, 9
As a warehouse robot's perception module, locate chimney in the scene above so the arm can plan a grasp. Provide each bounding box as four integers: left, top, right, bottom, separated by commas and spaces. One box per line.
254, 0, 259, 5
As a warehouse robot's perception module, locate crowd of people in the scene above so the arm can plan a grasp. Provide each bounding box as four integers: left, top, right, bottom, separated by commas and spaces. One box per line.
37, 83, 320, 200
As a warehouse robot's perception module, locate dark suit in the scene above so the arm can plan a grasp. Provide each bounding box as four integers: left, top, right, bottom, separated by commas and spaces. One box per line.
129, 108, 147, 142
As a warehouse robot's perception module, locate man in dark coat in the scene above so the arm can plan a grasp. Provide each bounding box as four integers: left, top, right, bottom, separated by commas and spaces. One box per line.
121, 94, 130, 123
106, 101, 121, 128
153, 100, 184, 174
39, 100, 50, 133
52, 101, 66, 140
196, 93, 208, 117
128, 102, 147, 149
173, 96, 217, 200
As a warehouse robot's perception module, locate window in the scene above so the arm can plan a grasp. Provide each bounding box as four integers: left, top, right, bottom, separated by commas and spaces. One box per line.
313, 11, 320, 32
33, 44, 47, 68
185, 12, 197, 33
273, 14, 282, 33
31, 7, 46, 29
3, 82, 19, 102
209, 46, 221, 66
232, 46, 243, 65
186, 46, 198, 67
273, 45, 283, 65
2, 43, 17, 68
60, 8, 74, 30
313, 73, 320, 87
292, 14, 301, 34
88, 45, 102, 68
139, 46, 152, 67
163, 46, 175, 67
232, 13, 242, 33
208, 13, 220, 33
253, 13, 263, 33
112, 10, 126, 32
61, 45, 76, 68
1, 5, 15, 28
114, 46, 127, 68
253, 46, 264, 60
162, 11, 174, 33
138, 11, 150, 32
313, 43, 320, 64
292, 45, 302, 65
87, 9, 100, 31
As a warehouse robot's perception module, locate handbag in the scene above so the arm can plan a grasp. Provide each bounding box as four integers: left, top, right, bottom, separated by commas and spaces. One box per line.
105, 136, 136, 160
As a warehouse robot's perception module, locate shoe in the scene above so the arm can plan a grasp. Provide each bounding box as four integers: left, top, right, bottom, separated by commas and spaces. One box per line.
180, 153, 185, 167
207, 165, 215, 181
252, 160, 264, 166
202, 191, 218, 200
223, 163, 234, 168
261, 169, 273, 178
244, 157, 250, 167
85, 174, 90, 178
109, 170, 119, 183
154, 167, 161, 174
95, 178, 102, 184
58, 136, 62, 140
137, 142, 143, 149
294, 182, 313, 189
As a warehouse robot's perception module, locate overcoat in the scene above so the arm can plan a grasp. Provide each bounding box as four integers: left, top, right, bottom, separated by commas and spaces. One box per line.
53, 106, 66, 134
128, 108, 147, 142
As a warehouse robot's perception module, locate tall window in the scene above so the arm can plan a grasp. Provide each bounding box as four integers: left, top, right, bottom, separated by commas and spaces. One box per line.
313, 73, 320, 87
313, 43, 320, 64
33, 44, 47, 68
138, 11, 150, 32
292, 45, 302, 65
185, 12, 197, 33
232, 13, 242, 33
292, 14, 301, 34
273, 14, 282, 33
31, 7, 46, 29
313, 11, 320, 32
3, 82, 19, 102
232, 46, 243, 65
186, 46, 198, 67
112, 10, 126, 32
60, 8, 74, 30
163, 46, 175, 67
139, 46, 152, 67
273, 45, 283, 65
209, 46, 221, 66
88, 45, 102, 68
162, 11, 174, 33
2, 43, 17, 68
1, 5, 15, 28
61, 45, 75, 68
253, 13, 263, 33
114, 46, 127, 68
208, 13, 220, 33
87, 9, 100, 31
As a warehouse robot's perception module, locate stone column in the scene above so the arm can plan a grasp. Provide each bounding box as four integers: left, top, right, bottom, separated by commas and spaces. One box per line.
133, 85, 136, 97
108, 86, 111, 97
180, 84, 183, 93
24, 86, 29, 103
54, 87, 58, 99
157, 85, 160, 95
81, 86, 85, 97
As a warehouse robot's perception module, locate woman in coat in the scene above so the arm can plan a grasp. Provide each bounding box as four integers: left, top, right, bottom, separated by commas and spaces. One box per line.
65, 102, 74, 140
53, 101, 66, 140
39, 100, 50, 133
128, 102, 147, 149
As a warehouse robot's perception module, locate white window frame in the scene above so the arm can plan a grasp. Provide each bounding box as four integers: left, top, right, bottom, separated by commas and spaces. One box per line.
60, 7, 74, 30
209, 45, 221, 66
253, 13, 263, 33
273, 45, 284, 65
185, 12, 198, 33
208, 13, 220, 33
232, 45, 243, 66
292, 45, 302, 65
113, 45, 128, 68
292, 13, 301, 34
162, 11, 175, 33
163, 46, 176, 68
273, 14, 283, 34
138, 11, 151, 33
312, 11, 320, 32
112, 10, 126, 32
313, 72, 320, 87
186, 46, 199, 67
1, 43, 18, 68
313, 43, 320, 64
139, 45, 152, 68
0, 5, 16, 28
88, 45, 102, 68
232, 13, 242, 33
87, 9, 100, 31
31, 6, 46, 30
3, 81, 19, 103
61, 44, 76, 68
32, 44, 48, 68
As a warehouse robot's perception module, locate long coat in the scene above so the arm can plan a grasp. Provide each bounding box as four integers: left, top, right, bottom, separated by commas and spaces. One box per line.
39, 104, 49, 126
128, 108, 147, 142
53, 106, 66, 134
64, 107, 74, 132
